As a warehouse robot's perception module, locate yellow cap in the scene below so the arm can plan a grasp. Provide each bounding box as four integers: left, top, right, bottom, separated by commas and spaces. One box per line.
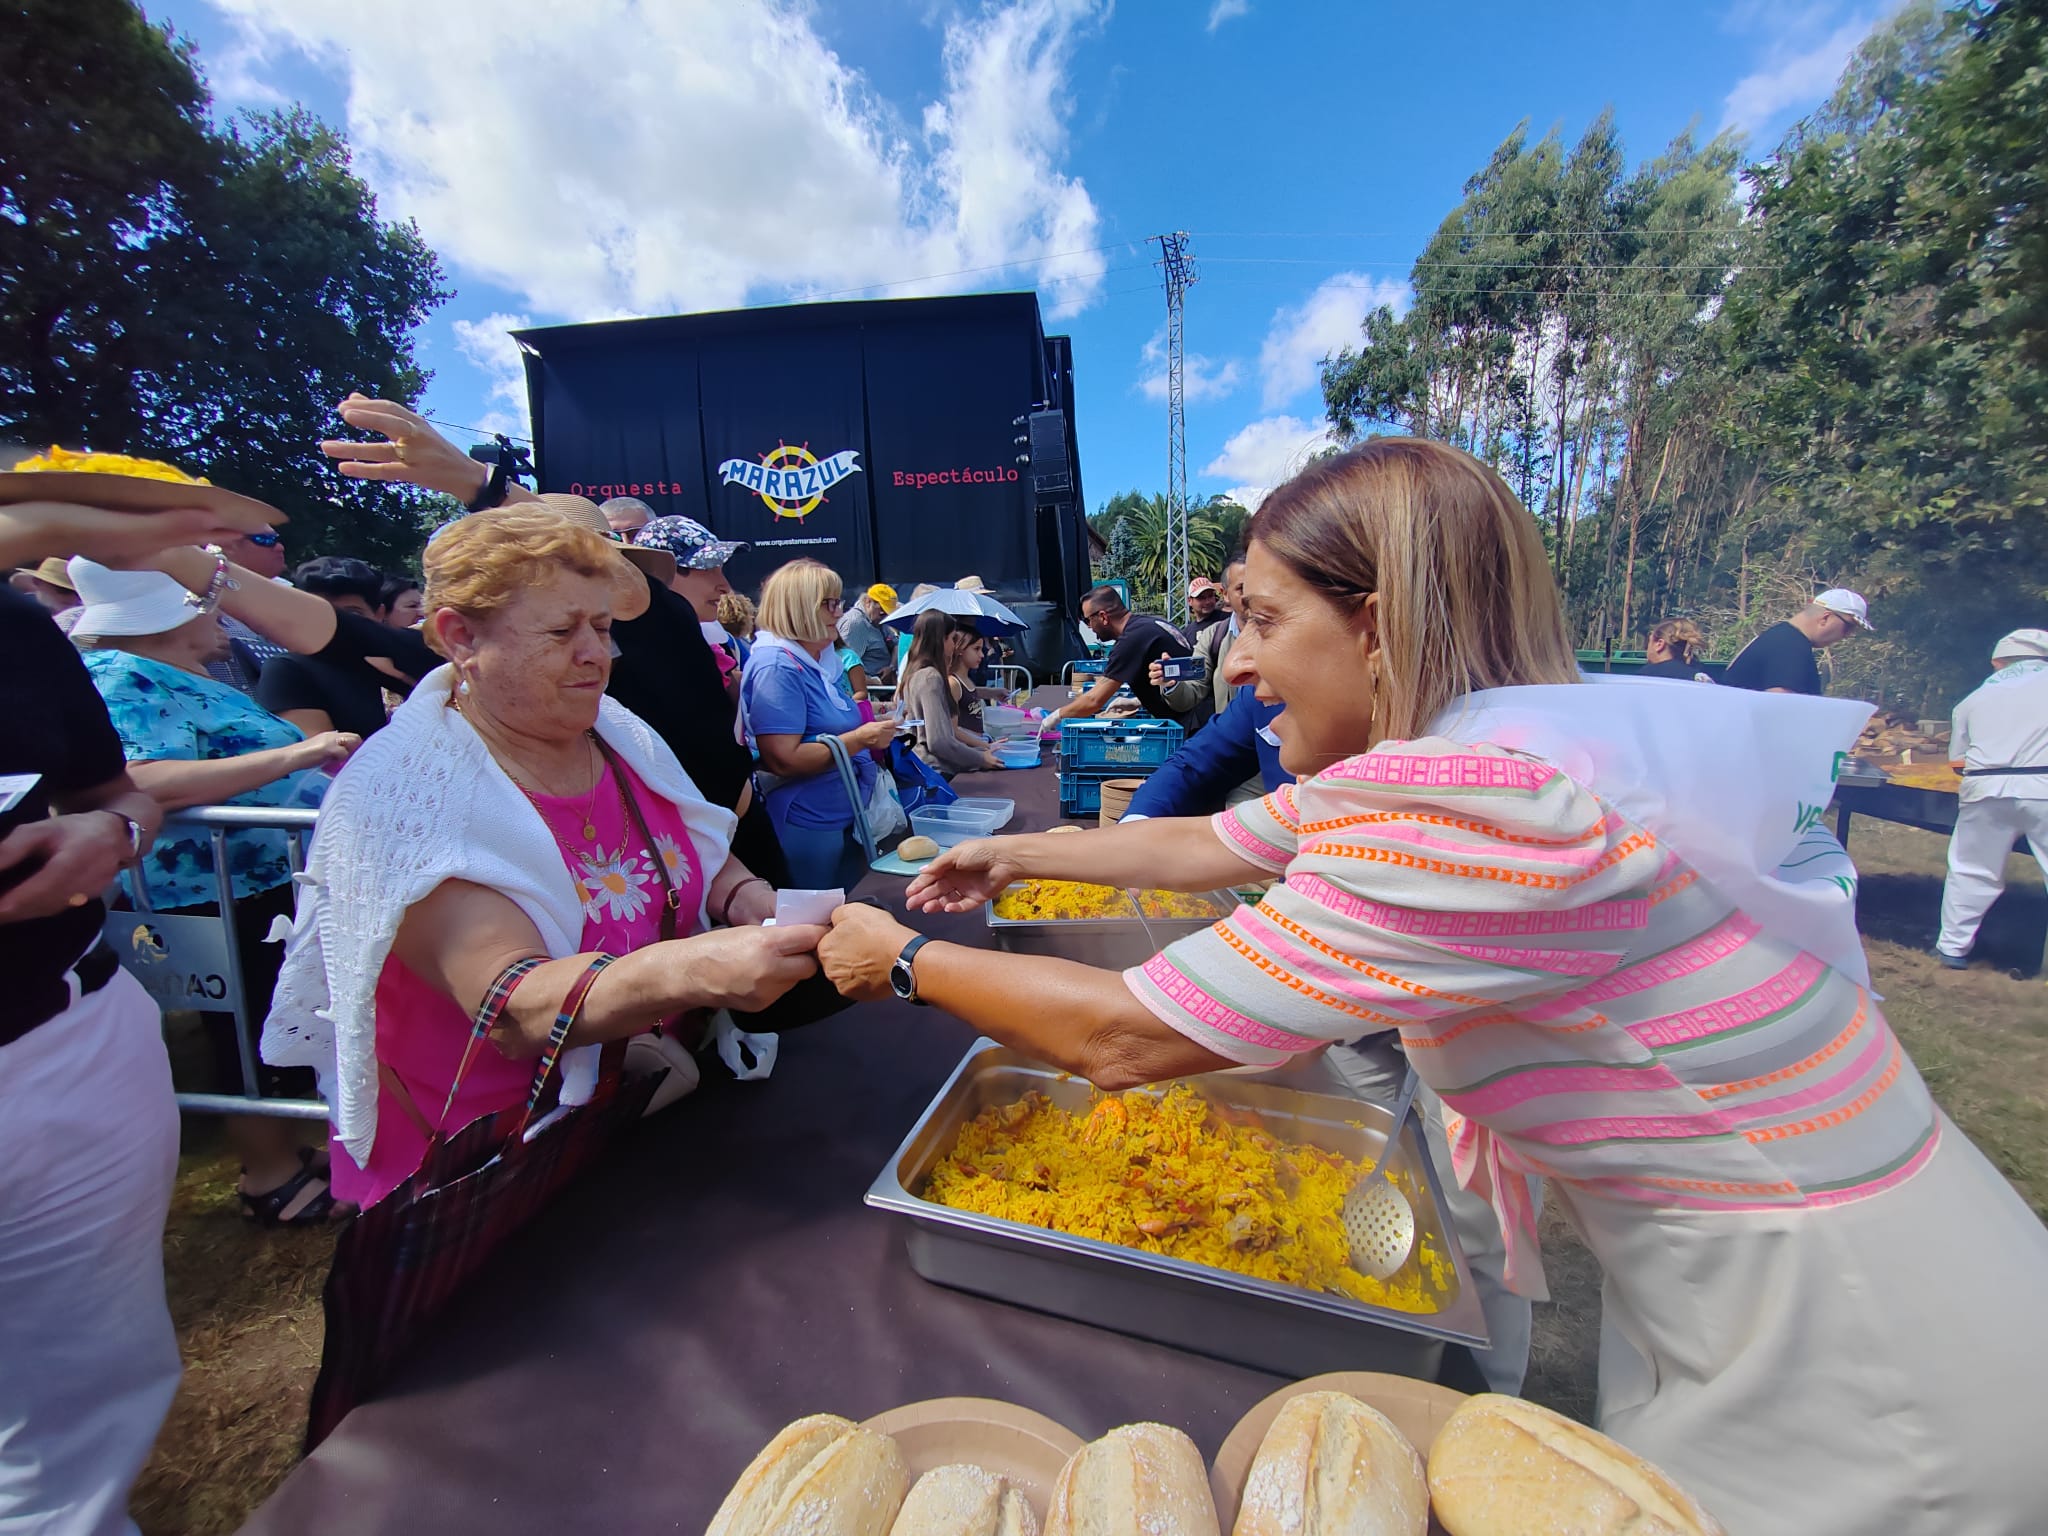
867, 583, 899, 614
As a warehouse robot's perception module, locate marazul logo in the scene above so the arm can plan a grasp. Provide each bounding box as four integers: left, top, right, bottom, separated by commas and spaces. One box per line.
717, 441, 861, 521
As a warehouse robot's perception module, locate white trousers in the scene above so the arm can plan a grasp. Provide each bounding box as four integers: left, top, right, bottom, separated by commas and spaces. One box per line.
1937, 795, 2048, 957
0, 972, 181, 1536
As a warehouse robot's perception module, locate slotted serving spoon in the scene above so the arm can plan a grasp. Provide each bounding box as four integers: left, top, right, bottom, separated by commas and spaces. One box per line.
1343, 1066, 1422, 1281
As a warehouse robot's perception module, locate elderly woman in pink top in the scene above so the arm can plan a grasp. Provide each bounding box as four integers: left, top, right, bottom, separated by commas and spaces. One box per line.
820, 439, 2048, 1536
264, 507, 826, 1209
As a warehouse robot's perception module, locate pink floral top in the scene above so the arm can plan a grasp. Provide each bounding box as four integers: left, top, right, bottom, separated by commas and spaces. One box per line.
331, 757, 705, 1210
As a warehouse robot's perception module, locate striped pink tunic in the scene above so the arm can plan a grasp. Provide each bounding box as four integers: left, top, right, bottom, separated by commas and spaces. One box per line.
1125, 738, 2048, 1535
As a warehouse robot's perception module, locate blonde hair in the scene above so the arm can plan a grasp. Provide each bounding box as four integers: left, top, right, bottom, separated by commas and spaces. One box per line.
1253, 438, 1579, 743
756, 558, 843, 646
422, 505, 633, 656
1648, 617, 1706, 665
716, 591, 757, 639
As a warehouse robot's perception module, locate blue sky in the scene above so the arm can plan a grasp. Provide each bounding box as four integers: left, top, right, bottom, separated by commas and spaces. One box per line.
169, 0, 1895, 514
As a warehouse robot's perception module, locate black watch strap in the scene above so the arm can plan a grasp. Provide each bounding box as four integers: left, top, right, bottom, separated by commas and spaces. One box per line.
465, 455, 512, 513
893, 933, 933, 1005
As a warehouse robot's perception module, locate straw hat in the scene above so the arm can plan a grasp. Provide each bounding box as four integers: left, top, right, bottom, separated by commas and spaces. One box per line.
66, 558, 203, 639
954, 574, 988, 593
532, 493, 678, 587
32, 556, 76, 591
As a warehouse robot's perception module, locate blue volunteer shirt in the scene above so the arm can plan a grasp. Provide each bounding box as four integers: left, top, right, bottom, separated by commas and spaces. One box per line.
742, 645, 876, 831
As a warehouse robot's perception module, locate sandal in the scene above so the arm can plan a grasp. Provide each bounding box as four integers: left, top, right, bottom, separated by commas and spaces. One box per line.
239, 1154, 336, 1227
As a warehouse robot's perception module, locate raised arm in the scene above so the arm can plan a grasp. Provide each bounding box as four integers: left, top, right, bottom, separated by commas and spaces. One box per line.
320, 394, 540, 506
904, 814, 1266, 914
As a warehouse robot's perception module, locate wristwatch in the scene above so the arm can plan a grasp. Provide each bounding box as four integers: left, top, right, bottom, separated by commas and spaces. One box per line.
101, 810, 145, 860
890, 934, 933, 1006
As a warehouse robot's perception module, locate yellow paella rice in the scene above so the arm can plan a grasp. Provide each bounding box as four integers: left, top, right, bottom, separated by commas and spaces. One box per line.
991, 880, 1233, 922
1884, 763, 1963, 792
14, 446, 210, 484
924, 1084, 1449, 1313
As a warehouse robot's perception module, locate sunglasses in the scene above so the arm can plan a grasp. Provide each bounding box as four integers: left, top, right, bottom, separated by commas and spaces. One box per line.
245, 532, 282, 548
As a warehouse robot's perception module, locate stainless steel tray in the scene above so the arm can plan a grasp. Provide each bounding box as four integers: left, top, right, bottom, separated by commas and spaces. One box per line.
867, 1041, 1490, 1381
983, 884, 1238, 966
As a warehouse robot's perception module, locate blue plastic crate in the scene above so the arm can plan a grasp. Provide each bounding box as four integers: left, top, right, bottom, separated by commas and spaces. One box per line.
1058, 718, 1184, 771
1058, 763, 1163, 817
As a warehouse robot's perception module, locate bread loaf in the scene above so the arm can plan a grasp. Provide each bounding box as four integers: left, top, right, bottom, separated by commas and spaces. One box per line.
708, 1413, 910, 1536
899, 835, 942, 861
1232, 1391, 1426, 1536
888, 1464, 1041, 1536
1046, 1423, 1219, 1536
1426, 1395, 1725, 1536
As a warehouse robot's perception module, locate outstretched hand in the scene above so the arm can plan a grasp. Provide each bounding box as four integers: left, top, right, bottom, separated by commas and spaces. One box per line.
320, 394, 489, 501
903, 837, 1023, 914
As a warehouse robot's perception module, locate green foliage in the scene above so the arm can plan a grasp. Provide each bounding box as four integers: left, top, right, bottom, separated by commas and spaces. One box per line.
0, 1, 452, 568
1317, 0, 2046, 714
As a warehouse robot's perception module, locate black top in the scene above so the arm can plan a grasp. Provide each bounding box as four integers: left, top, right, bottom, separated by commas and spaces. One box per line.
1103, 613, 1195, 722
1721, 621, 1821, 695
0, 589, 126, 997
253, 612, 436, 738
1638, 657, 1714, 682
609, 572, 754, 814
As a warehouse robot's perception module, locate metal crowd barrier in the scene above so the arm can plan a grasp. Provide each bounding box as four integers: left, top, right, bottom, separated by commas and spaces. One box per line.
987, 663, 1033, 694
106, 805, 329, 1121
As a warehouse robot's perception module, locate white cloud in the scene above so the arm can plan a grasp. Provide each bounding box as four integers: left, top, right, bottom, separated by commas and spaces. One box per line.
1220, 484, 1270, 513
1257, 273, 1409, 410
1201, 414, 1337, 506
450, 312, 536, 438
1720, 2, 1897, 139
1206, 0, 1250, 31
209, 0, 1108, 322
1137, 329, 1241, 403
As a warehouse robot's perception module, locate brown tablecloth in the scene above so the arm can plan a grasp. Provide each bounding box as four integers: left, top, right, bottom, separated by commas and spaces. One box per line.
241, 751, 1289, 1534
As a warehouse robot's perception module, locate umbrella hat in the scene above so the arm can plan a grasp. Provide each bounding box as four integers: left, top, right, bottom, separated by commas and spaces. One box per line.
882, 586, 1027, 636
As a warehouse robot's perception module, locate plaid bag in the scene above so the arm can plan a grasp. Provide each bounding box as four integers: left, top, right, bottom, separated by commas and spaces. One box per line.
305, 955, 660, 1449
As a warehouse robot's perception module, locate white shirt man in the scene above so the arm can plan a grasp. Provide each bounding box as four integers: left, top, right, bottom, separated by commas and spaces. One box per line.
1936, 628, 2048, 968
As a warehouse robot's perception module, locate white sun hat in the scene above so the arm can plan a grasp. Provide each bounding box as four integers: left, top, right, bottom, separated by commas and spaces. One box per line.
66, 558, 203, 639
1813, 587, 1873, 631
1992, 628, 2048, 662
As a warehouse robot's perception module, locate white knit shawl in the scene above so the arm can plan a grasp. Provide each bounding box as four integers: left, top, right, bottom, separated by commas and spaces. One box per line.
262, 664, 737, 1167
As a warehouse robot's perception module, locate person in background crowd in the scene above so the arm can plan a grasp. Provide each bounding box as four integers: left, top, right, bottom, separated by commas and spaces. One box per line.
1047, 585, 1207, 733
837, 583, 897, 679
838, 645, 874, 706
378, 572, 425, 628
1152, 569, 1239, 721
1936, 628, 2048, 971
897, 610, 1001, 774
0, 504, 205, 1536
263, 507, 824, 1213
1181, 574, 1223, 641
894, 582, 940, 675
634, 512, 750, 690
69, 560, 359, 1226
10, 555, 80, 623
716, 590, 757, 644
1640, 617, 1714, 682
320, 398, 790, 886
1721, 588, 1870, 694
254, 557, 418, 740
743, 560, 897, 888
1121, 686, 1289, 821
599, 495, 654, 538
206, 527, 291, 689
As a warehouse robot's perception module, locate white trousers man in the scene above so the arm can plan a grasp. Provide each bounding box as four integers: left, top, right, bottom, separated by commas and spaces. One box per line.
0, 972, 181, 1536
1937, 795, 2048, 963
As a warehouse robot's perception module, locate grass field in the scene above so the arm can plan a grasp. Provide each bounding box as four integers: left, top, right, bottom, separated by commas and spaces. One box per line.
129, 820, 2047, 1534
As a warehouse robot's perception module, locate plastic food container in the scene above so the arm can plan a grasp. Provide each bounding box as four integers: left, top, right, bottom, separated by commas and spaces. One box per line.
909, 801, 1012, 847
993, 739, 1041, 768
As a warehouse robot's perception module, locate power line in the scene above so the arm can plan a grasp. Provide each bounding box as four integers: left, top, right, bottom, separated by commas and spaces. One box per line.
806, 242, 1145, 300
1198, 256, 1773, 271
424, 415, 532, 445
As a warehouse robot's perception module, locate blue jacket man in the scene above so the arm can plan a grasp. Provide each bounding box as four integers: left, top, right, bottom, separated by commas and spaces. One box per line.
1123, 687, 1291, 819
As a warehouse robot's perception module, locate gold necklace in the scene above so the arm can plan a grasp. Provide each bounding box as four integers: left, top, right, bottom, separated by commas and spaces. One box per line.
459, 700, 603, 839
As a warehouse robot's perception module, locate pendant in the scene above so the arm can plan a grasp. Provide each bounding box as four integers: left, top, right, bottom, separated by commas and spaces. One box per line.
582, 821, 598, 840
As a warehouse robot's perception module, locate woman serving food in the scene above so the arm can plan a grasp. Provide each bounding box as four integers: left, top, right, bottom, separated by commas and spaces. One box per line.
819, 439, 2048, 1536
